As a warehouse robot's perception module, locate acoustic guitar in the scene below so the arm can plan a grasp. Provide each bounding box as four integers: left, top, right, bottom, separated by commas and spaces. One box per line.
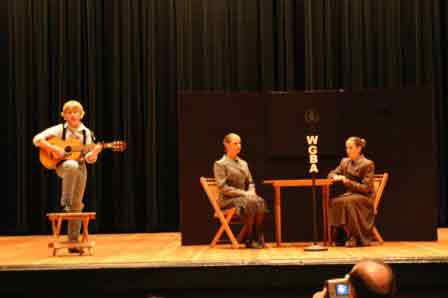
39, 136, 127, 169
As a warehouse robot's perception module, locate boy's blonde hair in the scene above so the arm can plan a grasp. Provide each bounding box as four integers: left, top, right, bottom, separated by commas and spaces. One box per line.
61, 100, 85, 119
223, 133, 241, 144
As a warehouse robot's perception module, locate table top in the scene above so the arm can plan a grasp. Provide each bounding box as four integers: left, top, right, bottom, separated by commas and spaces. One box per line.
46, 212, 97, 219
262, 178, 333, 187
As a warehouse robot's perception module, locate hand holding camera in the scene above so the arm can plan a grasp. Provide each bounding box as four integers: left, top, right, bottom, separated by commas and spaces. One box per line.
325, 275, 351, 298
312, 260, 396, 298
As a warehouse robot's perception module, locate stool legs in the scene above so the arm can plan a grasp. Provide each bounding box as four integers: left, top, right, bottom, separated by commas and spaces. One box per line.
47, 213, 95, 256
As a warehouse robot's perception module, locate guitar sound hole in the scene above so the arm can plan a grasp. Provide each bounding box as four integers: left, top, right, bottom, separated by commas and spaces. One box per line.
65, 146, 72, 153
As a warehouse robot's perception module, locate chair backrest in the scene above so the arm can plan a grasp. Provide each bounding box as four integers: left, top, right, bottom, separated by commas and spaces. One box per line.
200, 177, 222, 214
372, 173, 389, 215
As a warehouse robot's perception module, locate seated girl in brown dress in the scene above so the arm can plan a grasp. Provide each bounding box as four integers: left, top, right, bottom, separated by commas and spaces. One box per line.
328, 137, 375, 247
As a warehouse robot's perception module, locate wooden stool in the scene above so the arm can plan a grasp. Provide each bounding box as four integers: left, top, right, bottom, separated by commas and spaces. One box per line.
46, 212, 96, 256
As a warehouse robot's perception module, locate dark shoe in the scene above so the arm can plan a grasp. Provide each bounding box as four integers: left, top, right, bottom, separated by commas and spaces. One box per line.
358, 240, 371, 247
68, 247, 84, 254
68, 248, 80, 253
334, 240, 345, 247
345, 237, 358, 247
60, 204, 71, 212
332, 226, 346, 246
256, 232, 267, 248
247, 240, 264, 249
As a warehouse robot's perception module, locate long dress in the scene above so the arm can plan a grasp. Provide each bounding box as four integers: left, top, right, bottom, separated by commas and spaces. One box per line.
328, 155, 375, 245
213, 155, 266, 220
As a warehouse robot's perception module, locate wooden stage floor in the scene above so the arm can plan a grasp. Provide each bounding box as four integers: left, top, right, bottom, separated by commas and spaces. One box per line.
1, 229, 448, 297
1, 228, 448, 270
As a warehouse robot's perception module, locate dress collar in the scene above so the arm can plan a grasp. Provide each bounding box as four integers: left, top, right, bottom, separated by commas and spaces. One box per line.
223, 154, 241, 163
350, 154, 365, 166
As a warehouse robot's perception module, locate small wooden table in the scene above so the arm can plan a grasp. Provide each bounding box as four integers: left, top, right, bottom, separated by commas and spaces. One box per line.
263, 179, 333, 246
46, 212, 96, 256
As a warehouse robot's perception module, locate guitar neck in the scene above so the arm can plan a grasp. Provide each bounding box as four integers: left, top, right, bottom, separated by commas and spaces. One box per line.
57, 139, 125, 154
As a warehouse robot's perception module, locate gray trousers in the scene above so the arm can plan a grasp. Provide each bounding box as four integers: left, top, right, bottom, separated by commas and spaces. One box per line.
56, 160, 87, 242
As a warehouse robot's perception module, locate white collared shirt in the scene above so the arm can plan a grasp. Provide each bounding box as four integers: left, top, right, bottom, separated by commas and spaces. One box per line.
33, 122, 94, 146
33, 122, 96, 163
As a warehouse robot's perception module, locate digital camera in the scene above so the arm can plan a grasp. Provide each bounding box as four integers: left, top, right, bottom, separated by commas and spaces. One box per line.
325, 275, 352, 298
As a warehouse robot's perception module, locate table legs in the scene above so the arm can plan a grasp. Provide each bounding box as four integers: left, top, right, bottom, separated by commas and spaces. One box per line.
322, 185, 331, 246
272, 184, 331, 247
274, 186, 282, 247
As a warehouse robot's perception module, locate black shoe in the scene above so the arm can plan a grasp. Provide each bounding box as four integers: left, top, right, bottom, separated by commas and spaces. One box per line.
247, 240, 264, 249
358, 239, 371, 247
334, 240, 345, 247
60, 205, 71, 212
68, 247, 84, 254
332, 226, 347, 246
245, 239, 255, 248
256, 232, 267, 248
345, 237, 358, 247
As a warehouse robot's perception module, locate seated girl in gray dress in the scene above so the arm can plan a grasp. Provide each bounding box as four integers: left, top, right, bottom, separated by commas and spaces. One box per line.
213, 133, 267, 249
328, 137, 375, 247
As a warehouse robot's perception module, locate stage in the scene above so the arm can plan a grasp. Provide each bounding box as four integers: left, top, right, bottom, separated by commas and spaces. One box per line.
1, 229, 448, 297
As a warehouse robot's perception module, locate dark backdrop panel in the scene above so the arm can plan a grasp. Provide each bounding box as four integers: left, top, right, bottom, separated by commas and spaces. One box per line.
179, 87, 438, 245
178, 93, 270, 245
267, 91, 341, 158
346, 87, 439, 241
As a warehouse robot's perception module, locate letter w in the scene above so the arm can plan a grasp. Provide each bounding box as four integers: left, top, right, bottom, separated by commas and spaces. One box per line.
306, 135, 319, 145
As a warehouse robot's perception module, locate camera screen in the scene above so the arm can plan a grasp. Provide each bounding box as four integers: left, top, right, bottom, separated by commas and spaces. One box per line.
336, 283, 349, 295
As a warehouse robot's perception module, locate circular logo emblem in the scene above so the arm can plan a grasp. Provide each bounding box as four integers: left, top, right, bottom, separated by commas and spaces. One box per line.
304, 109, 320, 124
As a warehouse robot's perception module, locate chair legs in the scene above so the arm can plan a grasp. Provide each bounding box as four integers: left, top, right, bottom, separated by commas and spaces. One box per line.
210, 208, 240, 249
372, 225, 384, 244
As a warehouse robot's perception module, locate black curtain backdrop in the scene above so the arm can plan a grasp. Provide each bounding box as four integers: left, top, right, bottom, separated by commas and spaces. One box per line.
6, 0, 178, 234
4, 0, 448, 235
175, 0, 305, 91
303, 0, 448, 225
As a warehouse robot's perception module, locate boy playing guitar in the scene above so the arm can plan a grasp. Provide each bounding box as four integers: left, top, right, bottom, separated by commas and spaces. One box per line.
33, 100, 103, 253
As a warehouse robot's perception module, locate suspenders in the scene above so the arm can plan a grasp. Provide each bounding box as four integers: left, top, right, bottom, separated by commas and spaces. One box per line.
62, 124, 66, 140
58, 124, 88, 167
61, 123, 87, 145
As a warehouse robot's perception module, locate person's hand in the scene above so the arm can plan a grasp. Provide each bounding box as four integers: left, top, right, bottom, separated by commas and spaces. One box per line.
85, 153, 98, 163
333, 175, 349, 183
312, 288, 327, 298
85, 145, 102, 163
246, 190, 257, 196
332, 175, 344, 182
91, 144, 103, 155
51, 146, 65, 159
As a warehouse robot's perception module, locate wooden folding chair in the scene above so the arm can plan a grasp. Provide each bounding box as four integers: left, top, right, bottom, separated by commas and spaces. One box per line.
372, 173, 389, 244
200, 177, 248, 248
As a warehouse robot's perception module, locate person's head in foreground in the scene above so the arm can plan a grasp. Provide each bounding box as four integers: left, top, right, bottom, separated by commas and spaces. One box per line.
313, 259, 396, 298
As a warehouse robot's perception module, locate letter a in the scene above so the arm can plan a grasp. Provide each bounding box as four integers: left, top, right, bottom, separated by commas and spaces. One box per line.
309, 164, 319, 173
